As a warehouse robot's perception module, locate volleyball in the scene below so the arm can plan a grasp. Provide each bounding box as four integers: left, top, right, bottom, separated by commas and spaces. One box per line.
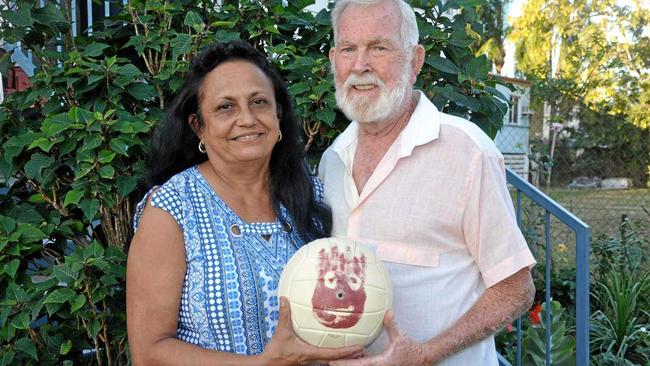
278, 237, 392, 347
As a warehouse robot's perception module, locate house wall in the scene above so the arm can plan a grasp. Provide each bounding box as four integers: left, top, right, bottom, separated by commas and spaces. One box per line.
493, 81, 531, 180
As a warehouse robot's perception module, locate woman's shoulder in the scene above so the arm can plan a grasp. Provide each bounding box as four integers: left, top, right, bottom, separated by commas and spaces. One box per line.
133, 166, 199, 230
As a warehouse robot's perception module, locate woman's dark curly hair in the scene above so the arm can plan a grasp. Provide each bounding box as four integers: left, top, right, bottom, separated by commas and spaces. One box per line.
146, 40, 331, 241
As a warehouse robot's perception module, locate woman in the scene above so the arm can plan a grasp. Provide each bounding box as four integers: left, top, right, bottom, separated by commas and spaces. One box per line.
126, 40, 362, 365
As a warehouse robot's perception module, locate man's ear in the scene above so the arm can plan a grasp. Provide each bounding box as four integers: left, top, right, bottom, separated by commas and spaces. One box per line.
410, 45, 425, 84
329, 47, 336, 66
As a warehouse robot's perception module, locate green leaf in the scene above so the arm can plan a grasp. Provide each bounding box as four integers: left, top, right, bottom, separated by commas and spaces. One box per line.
316, 109, 336, 126
10, 312, 30, 330
128, 83, 158, 101
210, 20, 236, 28
448, 29, 475, 48
3, 259, 20, 279
32, 4, 68, 33
82, 42, 110, 58
98, 150, 117, 164
465, 55, 490, 80
79, 198, 100, 221
17, 223, 47, 243
59, 340, 72, 355
80, 133, 103, 152
184, 11, 204, 32
87, 73, 104, 85
70, 295, 86, 314
68, 106, 93, 125
3, 7, 33, 27
117, 63, 143, 78
6, 283, 28, 302
288, 82, 310, 95
15, 338, 38, 360
123, 34, 146, 54
53, 263, 79, 285
0, 350, 14, 366
89, 319, 102, 338
0, 215, 16, 234
63, 190, 84, 207
117, 175, 137, 198
28, 137, 56, 153
110, 137, 130, 155
111, 119, 150, 134
2, 132, 36, 162
44, 288, 76, 304
25, 153, 55, 182
45, 302, 64, 316
215, 30, 240, 42
99, 165, 115, 179
84, 240, 105, 259
42, 112, 70, 137
455, 0, 484, 6
75, 162, 94, 179
170, 33, 192, 56
426, 56, 459, 74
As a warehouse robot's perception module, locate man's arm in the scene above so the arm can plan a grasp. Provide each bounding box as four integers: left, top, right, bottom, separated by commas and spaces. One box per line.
330, 267, 535, 366
421, 267, 534, 363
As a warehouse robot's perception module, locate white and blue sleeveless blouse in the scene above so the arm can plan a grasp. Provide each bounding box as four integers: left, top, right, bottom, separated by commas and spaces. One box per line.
133, 166, 323, 355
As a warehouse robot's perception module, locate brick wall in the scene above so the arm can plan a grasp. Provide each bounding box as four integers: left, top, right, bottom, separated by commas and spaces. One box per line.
3, 66, 31, 96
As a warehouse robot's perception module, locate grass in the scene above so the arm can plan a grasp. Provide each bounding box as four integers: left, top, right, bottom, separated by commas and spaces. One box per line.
546, 188, 650, 239
511, 187, 650, 284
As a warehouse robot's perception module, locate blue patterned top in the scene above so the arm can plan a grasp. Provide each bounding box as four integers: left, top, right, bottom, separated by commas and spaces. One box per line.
133, 166, 323, 355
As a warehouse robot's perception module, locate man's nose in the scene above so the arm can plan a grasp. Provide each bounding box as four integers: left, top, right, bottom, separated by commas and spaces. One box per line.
351, 49, 371, 74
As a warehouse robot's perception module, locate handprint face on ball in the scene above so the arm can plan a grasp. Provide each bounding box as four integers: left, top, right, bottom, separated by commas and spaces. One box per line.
311, 245, 367, 328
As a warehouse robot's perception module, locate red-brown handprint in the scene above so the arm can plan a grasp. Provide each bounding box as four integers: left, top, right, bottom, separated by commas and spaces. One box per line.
311, 245, 367, 329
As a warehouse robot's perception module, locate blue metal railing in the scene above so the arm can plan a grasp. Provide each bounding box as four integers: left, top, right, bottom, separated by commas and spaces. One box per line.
500, 168, 590, 366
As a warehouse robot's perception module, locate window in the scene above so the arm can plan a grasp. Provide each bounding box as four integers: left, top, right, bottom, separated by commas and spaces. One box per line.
509, 95, 520, 124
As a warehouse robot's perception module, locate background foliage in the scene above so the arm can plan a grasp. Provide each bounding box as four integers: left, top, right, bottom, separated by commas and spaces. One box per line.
508, 0, 650, 188
0, 0, 508, 364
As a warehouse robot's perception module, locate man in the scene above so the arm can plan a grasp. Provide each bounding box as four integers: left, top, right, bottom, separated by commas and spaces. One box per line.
318, 0, 536, 364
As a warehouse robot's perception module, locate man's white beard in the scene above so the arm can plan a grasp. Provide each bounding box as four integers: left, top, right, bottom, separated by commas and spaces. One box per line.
334, 63, 411, 123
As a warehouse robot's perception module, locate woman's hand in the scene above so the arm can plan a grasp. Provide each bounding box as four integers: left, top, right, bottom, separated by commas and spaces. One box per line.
261, 297, 364, 366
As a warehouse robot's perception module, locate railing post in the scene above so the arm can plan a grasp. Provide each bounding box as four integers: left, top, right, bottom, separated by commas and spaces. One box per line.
576, 227, 590, 365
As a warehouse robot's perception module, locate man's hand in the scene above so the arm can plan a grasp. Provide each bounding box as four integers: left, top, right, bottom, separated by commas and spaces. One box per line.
329, 311, 433, 366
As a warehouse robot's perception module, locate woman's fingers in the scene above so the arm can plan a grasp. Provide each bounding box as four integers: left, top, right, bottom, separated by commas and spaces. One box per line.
304, 343, 364, 362
277, 296, 292, 331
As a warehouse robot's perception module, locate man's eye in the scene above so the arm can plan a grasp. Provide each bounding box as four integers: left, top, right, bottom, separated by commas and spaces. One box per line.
341, 47, 354, 52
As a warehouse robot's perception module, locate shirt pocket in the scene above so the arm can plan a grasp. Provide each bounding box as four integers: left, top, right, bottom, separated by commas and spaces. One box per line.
357, 239, 440, 268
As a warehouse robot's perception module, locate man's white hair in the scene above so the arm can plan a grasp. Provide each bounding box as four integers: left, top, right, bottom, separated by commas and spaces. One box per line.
331, 0, 419, 48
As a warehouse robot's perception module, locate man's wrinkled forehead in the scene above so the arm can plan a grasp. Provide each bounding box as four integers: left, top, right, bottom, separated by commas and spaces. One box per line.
334, 2, 402, 44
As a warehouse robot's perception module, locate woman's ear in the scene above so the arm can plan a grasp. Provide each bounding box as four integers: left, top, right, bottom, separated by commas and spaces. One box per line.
276, 103, 283, 122
188, 113, 202, 137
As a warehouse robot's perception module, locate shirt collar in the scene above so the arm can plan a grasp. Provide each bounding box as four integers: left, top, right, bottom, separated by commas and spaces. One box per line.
331, 90, 441, 159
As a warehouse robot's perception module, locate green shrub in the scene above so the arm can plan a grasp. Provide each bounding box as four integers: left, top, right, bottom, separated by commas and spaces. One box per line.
590, 218, 650, 365
522, 301, 576, 366
0, 0, 509, 364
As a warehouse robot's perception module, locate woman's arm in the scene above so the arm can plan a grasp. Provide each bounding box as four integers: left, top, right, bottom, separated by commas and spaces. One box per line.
127, 202, 362, 366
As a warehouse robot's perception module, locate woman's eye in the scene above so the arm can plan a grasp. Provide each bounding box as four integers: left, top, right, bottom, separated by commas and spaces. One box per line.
217, 103, 232, 111
252, 98, 267, 105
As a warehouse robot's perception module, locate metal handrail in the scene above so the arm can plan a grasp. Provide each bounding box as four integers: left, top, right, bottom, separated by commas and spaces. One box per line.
504, 168, 590, 366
